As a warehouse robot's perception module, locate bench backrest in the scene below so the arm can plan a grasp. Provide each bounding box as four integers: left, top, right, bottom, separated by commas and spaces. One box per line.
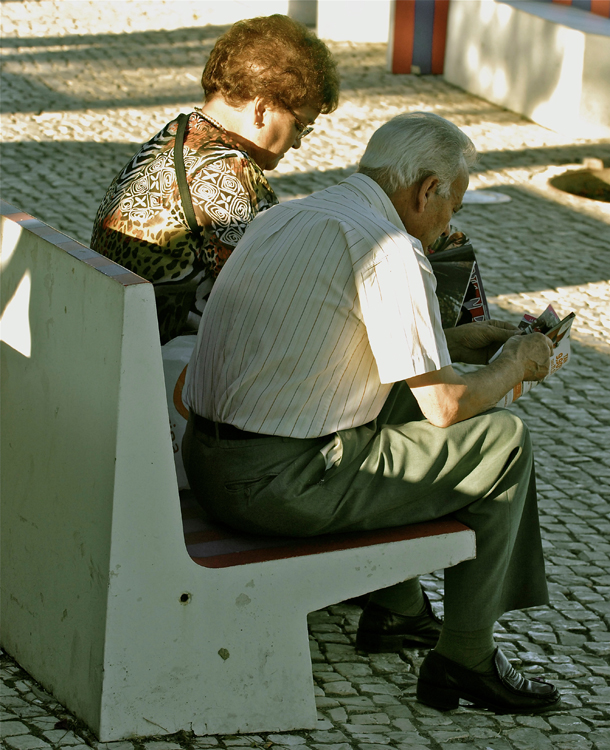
0, 201, 184, 729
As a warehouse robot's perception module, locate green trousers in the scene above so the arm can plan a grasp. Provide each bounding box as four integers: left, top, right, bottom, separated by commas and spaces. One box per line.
183, 382, 549, 631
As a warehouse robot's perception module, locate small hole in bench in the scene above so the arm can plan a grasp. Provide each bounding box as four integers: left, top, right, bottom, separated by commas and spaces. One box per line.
179, 592, 191, 604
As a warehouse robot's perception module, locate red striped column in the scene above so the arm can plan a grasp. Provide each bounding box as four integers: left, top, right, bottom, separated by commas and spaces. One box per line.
390, 0, 451, 75
551, 0, 610, 16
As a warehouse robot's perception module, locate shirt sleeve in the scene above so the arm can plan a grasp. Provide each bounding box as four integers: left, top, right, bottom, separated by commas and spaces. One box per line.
348, 222, 451, 384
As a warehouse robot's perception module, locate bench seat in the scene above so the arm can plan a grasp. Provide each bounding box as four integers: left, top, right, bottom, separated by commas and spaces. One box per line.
181, 490, 471, 569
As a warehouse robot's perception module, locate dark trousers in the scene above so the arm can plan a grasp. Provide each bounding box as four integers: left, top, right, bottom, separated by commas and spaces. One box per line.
183, 382, 549, 630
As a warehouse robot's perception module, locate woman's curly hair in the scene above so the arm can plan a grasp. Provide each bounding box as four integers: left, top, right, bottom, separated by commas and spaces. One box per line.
201, 15, 340, 115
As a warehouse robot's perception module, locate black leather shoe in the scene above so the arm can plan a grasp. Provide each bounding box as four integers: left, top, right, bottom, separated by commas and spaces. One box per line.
355, 594, 443, 652
417, 648, 560, 714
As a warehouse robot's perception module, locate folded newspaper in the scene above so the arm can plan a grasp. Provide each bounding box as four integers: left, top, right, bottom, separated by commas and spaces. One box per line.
428, 230, 490, 328
427, 230, 575, 408
491, 305, 575, 407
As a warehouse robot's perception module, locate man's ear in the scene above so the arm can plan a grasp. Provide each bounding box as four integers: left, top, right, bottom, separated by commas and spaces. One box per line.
416, 175, 440, 213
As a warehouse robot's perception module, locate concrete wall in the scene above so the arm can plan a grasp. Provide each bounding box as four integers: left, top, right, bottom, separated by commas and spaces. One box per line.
183, 0, 290, 25
317, 0, 392, 42
444, 0, 610, 138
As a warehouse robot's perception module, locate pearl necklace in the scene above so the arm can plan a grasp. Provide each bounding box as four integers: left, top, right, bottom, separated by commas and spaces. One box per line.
195, 109, 226, 132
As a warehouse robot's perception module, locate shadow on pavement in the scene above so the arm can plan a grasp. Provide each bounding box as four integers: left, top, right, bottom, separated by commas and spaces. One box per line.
2, 138, 607, 297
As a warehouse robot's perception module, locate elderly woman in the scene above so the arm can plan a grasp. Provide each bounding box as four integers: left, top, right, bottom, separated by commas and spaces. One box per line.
91, 14, 340, 344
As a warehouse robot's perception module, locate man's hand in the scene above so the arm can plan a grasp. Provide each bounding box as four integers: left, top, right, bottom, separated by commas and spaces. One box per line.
445, 320, 519, 365
500, 332, 553, 382
408, 328, 553, 428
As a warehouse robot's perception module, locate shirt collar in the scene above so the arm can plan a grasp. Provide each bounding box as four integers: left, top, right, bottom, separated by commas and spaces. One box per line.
339, 173, 424, 252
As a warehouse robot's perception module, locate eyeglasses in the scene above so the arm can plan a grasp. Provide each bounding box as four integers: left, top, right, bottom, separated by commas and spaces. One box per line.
285, 105, 314, 139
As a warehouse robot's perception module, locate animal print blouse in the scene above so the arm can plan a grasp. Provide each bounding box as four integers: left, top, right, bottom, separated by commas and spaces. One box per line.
91, 111, 278, 344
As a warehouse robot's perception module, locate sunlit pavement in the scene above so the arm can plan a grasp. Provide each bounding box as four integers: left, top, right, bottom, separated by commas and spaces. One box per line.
2, 3, 610, 749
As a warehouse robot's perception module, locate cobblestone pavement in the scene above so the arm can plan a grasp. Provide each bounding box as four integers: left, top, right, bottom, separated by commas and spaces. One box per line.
2, 3, 610, 750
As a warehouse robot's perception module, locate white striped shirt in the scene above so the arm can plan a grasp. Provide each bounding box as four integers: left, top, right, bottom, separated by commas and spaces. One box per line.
183, 173, 451, 438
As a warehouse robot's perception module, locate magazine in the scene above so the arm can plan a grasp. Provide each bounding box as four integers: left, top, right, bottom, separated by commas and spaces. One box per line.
428, 231, 574, 408
491, 305, 575, 407
428, 231, 490, 328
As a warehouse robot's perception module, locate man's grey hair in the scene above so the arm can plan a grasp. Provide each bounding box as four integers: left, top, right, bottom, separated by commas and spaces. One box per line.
357, 112, 477, 199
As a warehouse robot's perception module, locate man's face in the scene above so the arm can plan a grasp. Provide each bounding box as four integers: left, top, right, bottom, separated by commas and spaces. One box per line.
392, 170, 469, 251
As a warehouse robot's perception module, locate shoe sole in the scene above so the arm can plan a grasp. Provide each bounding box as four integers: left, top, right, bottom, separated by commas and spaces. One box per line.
417, 678, 562, 714
356, 632, 438, 653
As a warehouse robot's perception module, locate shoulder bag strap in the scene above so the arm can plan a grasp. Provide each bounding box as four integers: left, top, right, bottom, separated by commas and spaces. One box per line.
174, 113, 201, 237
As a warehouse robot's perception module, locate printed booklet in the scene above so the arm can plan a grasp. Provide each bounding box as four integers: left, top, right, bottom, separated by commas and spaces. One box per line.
428, 231, 574, 407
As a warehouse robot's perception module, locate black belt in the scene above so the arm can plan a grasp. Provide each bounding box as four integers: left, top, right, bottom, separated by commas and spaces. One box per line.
193, 413, 269, 441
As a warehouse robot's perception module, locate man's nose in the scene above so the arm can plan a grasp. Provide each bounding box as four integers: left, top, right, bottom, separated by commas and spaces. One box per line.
292, 137, 302, 150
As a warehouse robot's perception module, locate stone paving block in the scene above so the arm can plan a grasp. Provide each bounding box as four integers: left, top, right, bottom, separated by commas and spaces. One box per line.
427, 729, 471, 743
267, 735, 308, 745
313, 634, 351, 645
367, 654, 411, 674
552, 735, 593, 750
3, 737, 53, 750
323, 708, 347, 723
308, 624, 343, 634
1, 721, 32, 737
590, 728, 610, 743
2, 705, 49, 720
321, 681, 358, 696
314, 698, 340, 710
369, 694, 401, 707
415, 715, 458, 727
470, 725, 503, 740
315, 672, 348, 684
357, 683, 401, 696
558, 692, 585, 708
308, 730, 349, 744
345, 713, 390, 726
508, 726, 557, 748
41, 729, 84, 745
333, 664, 372, 679
336, 696, 376, 710
27, 718, 58, 729
549, 714, 592, 733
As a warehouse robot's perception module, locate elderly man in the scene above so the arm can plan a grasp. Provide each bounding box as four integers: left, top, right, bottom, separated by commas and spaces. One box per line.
182, 112, 560, 713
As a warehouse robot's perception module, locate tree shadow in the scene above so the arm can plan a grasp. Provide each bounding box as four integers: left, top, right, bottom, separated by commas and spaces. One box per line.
1, 26, 228, 114
0, 24, 567, 117
2, 136, 607, 297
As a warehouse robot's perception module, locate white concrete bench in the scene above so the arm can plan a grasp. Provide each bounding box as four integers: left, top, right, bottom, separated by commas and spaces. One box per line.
0, 202, 476, 742
444, 0, 610, 138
